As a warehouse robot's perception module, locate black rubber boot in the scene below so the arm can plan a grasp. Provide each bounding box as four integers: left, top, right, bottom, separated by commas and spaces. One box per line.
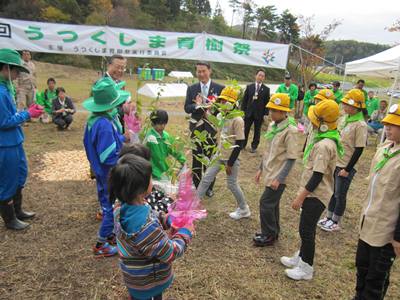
13, 188, 35, 220
0, 199, 29, 230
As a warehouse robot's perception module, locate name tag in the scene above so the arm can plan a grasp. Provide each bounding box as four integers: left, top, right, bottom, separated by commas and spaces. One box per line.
253, 93, 258, 100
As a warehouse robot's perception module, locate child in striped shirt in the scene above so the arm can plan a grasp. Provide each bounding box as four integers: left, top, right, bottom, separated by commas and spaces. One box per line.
109, 154, 192, 300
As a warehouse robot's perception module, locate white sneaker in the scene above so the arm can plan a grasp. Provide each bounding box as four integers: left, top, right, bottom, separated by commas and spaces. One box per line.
317, 217, 330, 228
285, 258, 314, 281
321, 220, 341, 232
229, 205, 251, 220
280, 250, 300, 268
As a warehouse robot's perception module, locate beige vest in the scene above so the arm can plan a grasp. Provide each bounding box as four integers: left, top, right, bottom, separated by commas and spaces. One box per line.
359, 142, 400, 247
262, 119, 299, 187
220, 116, 245, 160
337, 119, 368, 168
300, 138, 337, 206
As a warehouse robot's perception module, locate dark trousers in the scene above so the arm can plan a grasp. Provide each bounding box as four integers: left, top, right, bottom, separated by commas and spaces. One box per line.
192, 138, 215, 191
244, 116, 263, 150
327, 166, 356, 218
259, 185, 286, 237
54, 114, 73, 129
355, 239, 396, 300
131, 294, 162, 300
299, 197, 325, 266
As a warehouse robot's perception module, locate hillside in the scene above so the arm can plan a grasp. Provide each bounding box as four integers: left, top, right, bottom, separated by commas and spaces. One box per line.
324, 40, 391, 63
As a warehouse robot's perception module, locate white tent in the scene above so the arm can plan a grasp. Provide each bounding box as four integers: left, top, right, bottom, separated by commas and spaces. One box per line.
345, 44, 400, 78
168, 71, 194, 79
138, 83, 188, 98
345, 45, 400, 142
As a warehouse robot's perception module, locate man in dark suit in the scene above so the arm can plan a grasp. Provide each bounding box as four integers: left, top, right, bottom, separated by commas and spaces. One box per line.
241, 69, 270, 153
184, 61, 224, 197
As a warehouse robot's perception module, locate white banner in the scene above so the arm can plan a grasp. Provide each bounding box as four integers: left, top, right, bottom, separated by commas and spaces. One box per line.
0, 18, 289, 69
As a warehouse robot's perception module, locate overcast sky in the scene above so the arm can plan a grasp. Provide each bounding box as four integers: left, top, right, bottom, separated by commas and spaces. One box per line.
210, 0, 400, 45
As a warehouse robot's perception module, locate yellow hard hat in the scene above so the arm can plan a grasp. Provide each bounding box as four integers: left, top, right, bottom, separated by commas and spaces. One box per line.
314, 88, 336, 102
341, 89, 366, 109
382, 103, 400, 126
266, 93, 291, 112
218, 86, 239, 103
308, 100, 340, 131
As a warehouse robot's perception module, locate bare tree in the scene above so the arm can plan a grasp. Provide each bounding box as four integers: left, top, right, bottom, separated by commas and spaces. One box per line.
386, 19, 400, 32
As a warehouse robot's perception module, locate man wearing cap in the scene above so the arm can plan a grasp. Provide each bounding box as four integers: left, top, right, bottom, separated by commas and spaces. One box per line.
332, 81, 343, 104
319, 89, 368, 232
276, 74, 298, 110
197, 86, 250, 220
241, 69, 270, 153
83, 77, 131, 257
184, 61, 224, 197
16, 50, 36, 111
0, 48, 43, 230
253, 93, 299, 247
281, 100, 342, 281
353, 103, 400, 299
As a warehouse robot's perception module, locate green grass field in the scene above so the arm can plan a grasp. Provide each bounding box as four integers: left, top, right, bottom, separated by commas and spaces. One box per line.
315, 72, 393, 89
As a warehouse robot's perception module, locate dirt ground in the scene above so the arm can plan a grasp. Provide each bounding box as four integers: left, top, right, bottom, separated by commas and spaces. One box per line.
0, 110, 398, 300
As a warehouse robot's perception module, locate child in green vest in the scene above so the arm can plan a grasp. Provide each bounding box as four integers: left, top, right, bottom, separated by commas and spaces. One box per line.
144, 109, 186, 181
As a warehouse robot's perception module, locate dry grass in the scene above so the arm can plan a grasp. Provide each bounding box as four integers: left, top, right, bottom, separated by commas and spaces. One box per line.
0, 113, 398, 300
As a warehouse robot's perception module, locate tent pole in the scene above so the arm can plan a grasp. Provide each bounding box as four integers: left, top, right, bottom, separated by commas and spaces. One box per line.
381, 57, 400, 143
290, 44, 344, 70
341, 73, 347, 91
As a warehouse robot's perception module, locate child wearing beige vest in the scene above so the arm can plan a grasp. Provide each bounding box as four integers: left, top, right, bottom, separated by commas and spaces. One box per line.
353, 103, 400, 300
253, 93, 299, 247
281, 100, 341, 281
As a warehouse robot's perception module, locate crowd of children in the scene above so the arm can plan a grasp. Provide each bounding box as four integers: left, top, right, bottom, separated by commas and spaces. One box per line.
1, 47, 399, 299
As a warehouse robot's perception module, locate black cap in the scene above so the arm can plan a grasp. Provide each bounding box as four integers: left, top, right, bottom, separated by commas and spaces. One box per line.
284, 74, 291, 79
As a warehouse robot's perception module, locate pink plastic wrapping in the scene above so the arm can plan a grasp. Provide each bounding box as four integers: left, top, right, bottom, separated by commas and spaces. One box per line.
168, 167, 207, 229
124, 110, 141, 143
27, 103, 44, 118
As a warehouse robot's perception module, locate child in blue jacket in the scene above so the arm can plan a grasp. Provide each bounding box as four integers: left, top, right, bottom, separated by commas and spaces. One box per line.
83, 77, 130, 257
0, 48, 42, 230
109, 153, 192, 300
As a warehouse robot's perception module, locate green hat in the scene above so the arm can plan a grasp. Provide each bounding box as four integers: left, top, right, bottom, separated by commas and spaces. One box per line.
0, 48, 29, 73
83, 77, 131, 112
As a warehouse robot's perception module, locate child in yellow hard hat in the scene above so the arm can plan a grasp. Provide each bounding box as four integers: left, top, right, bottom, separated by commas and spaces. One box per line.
319, 89, 368, 232
281, 100, 342, 281
304, 89, 336, 149
353, 103, 400, 299
197, 86, 250, 220
253, 93, 299, 247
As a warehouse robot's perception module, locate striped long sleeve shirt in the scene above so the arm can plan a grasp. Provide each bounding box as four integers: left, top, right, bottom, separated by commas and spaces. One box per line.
114, 202, 192, 299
